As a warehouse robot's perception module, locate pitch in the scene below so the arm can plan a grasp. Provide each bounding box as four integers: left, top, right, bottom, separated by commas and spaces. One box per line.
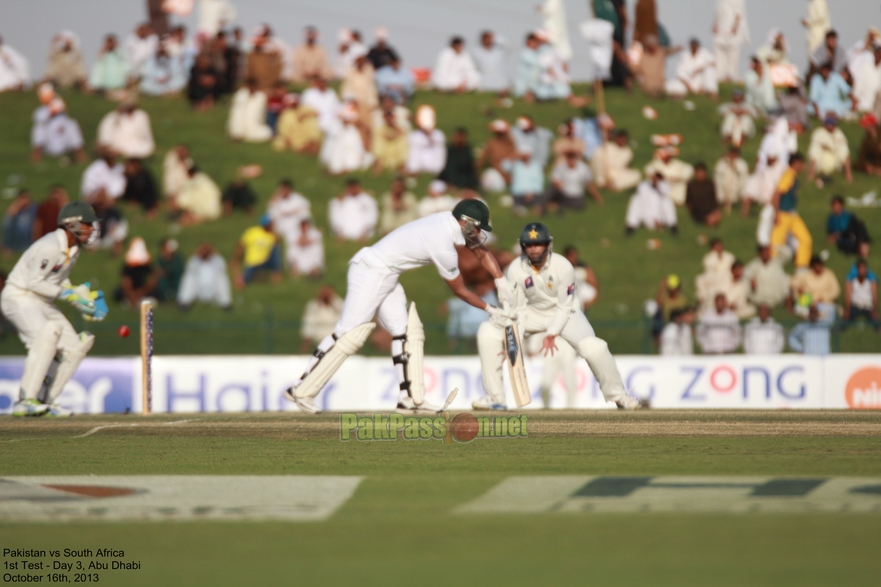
2, 410, 880, 586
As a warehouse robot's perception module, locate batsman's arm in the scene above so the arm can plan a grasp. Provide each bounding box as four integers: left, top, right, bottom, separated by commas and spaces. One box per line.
471, 244, 517, 307
444, 274, 492, 311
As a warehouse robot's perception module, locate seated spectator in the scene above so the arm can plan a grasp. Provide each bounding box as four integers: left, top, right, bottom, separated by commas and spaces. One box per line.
842, 258, 881, 331
291, 26, 334, 84
272, 93, 322, 155
31, 185, 69, 240
341, 51, 378, 143
438, 128, 479, 190
552, 119, 586, 166
625, 173, 677, 234
92, 191, 128, 255
44, 31, 87, 90
0, 36, 30, 92
713, 261, 756, 319
685, 163, 721, 227
546, 151, 603, 212
779, 85, 809, 129
562, 245, 599, 311
89, 34, 128, 95
852, 44, 881, 113
265, 82, 288, 133
2, 190, 36, 255
592, 129, 641, 192
379, 176, 418, 234
228, 78, 272, 142
445, 280, 496, 340
121, 158, 159, 215
696, 293, 741, 354
371, 101, 409, 173
502, 148, 544, 215
635, 35, 680, 99
660, 307, 695, 356
807, 115, 852, 186
320, 102, 371, 174
666, 38, 718, 99
222, 178, 258, 215
177, 242, 232, 310
156, 237, 183, 303
286, 218, 324, 278
855, 114, 881, 176
511, 115, 553, 168
713, 147, 749, 214
245, 27, 283, 92
81, 148, 126, 202
432, 36, 480, 92
300, 285, 344, 350
473, 30, 508, 93
232, 215, 283, 288
718, 89, 759, 147
808, 30, 846, 79
162, 145, 190, 204
827, 195, 871, 257
477, 119, 517, 191
366, 28, 399, 70
406, 105, 446, 175
743, 304, 785, 354
788, 305, 833, 355
698, 237, 736, 284
30, 98, 86, 164
740, 152, 786, 220
652, 274, 690, 338
124, 22, 158, 74
176, 164, 222, 225
417, 180, 457, 217
515, 31, 581, 104
375, 56, 414, 104
809, 61, 854, 119
744, 245, 791, 309
790, 254, 841, 310
267, 178, 310, 255
744, 56, 779, 114
97, 97, 156, 159
329, 179, 378, 242
301, 76, 342, 135
114, 237, 158, 307
140, 44, 187, 95
644, 147, 693, 206
187, 53, 221, 110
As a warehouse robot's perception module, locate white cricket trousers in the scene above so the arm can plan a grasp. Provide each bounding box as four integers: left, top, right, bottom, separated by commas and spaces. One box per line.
0, 287, 80, 352
334, 248, 408, 338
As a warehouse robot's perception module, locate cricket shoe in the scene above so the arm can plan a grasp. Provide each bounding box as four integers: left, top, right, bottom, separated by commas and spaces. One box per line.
396, 396, 442, 415
12, 399, 50, 417
471, 395, 508, 411
615, 393, 642, 410
43, 404, 73, 418
283, 388, 321, 414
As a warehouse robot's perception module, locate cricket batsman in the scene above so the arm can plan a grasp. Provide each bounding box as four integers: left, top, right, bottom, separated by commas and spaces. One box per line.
1, 202, 108, 417
473, 222, 640, 410
285, 200, 515, 414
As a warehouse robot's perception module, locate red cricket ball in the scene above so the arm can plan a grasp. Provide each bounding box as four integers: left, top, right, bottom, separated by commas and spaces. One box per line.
118, 325, 131, 338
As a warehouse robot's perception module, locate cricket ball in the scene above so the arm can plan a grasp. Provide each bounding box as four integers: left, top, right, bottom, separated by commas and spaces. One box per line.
450, 413, 479, 443
118, 325, 130, 338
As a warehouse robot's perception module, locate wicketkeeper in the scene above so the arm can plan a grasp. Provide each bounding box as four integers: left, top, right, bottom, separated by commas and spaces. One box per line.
474, 222, 639, 410
1, 202, 108, 417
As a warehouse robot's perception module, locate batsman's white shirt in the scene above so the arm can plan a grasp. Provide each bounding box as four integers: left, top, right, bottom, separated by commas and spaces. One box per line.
334, 213, 465, 337
0, 229, 82, 350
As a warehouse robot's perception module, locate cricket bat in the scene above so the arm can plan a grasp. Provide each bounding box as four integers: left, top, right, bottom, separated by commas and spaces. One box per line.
505, 323, 531, 407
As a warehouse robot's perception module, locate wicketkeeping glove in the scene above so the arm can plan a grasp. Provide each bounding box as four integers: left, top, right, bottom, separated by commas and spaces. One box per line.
60, 281, 105, 319
83, 291, 108, 322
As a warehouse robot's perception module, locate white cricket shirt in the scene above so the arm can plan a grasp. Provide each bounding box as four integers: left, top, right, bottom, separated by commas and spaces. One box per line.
367, 212, 465, 280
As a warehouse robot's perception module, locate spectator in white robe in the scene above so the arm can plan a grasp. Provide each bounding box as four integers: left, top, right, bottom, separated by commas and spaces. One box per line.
286, 218, 324, 277
432, 36, 480, 92
532, 30, 582, 103
473, 31, 508, 93
329, 179, 378, 242
802, 0, 830, 55
31, 98, 85, 163
592, 129, 641, 192
177, 242, 232, 310
539, 0, 572, 61
0, 36, 30, 92
336, 28, 367, 79
267, 179, 311, 247
198, 0, 237, 40
713, 0, 749, 83
807, 115, 853, 184
301, 285, 344, 348
744, 57, 779, 114
744, 245, 791, 309
163, 145, 191, 203
301, 76, 342, 135
660, 307, 695, 356
701, 260, 756, 319
513, 33, 543, 99
227, 78, 272, 142
81, 149, 126, 202
140, 44, 187, 95
320, 102, 371, 174
666, 38, 718, 99
89, 34, 129, 94
625, 173, 678, 234
511, 115, 553, 167
644, 147, 694, 206
741, 118, 795, 216
417, 180, 457, 217
44, 31, 87, 90
719, 89, 759, 147
96, 97, 156, 159
847, 29, 880, 93
124, 23, 159, 75
713, 147, 749, 213
743, 304, 785, 354
407, 105, 446, 174
696, 293, 741, 354
852, 45, 881, 113
177, 164, 222, 225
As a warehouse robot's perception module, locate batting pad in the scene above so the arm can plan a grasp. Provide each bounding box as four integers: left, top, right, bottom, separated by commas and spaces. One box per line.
406, 303, 426, 405
295, 323, 376, 400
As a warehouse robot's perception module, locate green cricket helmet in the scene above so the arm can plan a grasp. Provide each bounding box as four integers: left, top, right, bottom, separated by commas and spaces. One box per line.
519, 222, 553, 265
452, 199, 492, 247
58, 201, 99, 246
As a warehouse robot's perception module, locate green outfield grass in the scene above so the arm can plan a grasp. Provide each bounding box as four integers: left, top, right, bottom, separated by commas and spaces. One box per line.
1, 411, 880, 586
1, 85, 880, 356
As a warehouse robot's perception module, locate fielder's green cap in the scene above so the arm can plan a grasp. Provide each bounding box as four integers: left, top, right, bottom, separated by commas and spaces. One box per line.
452, 199, 492, 232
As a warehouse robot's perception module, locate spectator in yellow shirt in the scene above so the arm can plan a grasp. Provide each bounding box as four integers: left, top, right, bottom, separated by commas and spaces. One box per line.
231, 214, 283, 288
770, 153, 813, 269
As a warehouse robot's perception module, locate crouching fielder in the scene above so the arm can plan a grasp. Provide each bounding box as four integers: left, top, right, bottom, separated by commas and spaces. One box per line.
285, 200, 514, 414
474, 223, 640, 410
1, 202, 108, 417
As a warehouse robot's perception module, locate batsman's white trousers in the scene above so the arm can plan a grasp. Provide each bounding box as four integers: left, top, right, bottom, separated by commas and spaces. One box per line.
334, 248, 408, 338
0, 287, 81, 352
477, 307, 626, 405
